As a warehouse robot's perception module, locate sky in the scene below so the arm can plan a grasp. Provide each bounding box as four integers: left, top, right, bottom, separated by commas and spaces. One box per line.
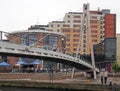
0, 0, 120, 34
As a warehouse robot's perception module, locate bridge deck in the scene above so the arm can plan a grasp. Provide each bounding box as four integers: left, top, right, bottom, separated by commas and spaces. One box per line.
0, 41, 99, 72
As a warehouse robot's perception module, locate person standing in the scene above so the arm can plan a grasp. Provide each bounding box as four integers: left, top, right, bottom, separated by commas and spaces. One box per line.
101, 75, 104, 84
100, 69, 108, 85
100, 69, 104, 84
104, 70, 108, 85
48, 64, 54, 83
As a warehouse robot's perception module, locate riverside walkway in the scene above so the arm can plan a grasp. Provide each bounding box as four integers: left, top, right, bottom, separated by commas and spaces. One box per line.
0, 73, 120, 91
0, 78, 119, 91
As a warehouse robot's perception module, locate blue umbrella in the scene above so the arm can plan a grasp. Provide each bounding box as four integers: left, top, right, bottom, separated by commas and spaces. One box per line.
31, 59, 42, 64
16, 59, 28, 65
0, 61, 10, 66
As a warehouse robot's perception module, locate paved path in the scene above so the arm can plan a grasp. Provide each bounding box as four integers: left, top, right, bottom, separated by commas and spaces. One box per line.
50, 77, 120, 85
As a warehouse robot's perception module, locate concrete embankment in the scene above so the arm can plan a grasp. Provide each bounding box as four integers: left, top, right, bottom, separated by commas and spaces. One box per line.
0, 80, 118, 91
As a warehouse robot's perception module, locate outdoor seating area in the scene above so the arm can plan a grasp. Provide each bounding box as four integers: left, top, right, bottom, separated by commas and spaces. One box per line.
12, 59, 42, 73
0, 59, 42, 73
0, 61, 11, 73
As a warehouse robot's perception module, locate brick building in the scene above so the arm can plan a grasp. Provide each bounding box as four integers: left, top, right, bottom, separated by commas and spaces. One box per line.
28, 4, 116, 70
45, 4, 116, 58
6, 29, 66, 70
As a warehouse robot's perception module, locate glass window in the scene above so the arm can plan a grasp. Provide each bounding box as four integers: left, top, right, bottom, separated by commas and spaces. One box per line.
83, 49, 86, 52
57, 29, 59, 32
68, 15, 70, 18
57, 24, 60, 27
83, 40, 86, 43
51, 24, 53, 27
21, 34, 37, 46
68, 20, 70, 23
83, 44, 86, 47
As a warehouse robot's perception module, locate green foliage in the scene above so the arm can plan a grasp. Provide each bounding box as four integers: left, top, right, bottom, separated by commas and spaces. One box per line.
112, 62, 120, 73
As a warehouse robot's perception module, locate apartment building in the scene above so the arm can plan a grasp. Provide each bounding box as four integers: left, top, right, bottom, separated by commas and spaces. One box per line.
46, 4, 116, 57
28, 4, 116, 70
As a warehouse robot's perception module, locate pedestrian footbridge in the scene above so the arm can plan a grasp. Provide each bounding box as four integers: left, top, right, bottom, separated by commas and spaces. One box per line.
0, 41, 99, 72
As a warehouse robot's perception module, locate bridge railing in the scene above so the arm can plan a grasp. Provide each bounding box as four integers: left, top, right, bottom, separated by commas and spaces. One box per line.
0, 41, 99, 72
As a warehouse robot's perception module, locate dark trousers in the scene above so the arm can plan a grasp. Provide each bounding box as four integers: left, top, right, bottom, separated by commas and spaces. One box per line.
101, 77, 104, 84
101, 76, 107, 85
104, 77, 107, 84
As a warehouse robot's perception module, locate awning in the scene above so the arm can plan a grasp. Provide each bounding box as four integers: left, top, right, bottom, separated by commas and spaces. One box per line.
0, 61, 10, 67
16, 59, 28, 65
31, 59, 42, 64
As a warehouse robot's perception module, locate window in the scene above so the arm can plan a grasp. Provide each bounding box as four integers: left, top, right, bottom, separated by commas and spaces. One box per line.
68, 15, 70, 18
83, 49, 86, 52
73, 34, 79, 37
83, 40, 86, 43
83, 44, 86, 47
62, 29, 70, 32
92, 35, 97, 38
63, 24, 70, 27
44, 36, 58, 50
90, 20, 97, 23
100, 31, 103, 34
91, 25, 97, 28
57, 29, 59, 32
83, 35, 86, 38
73, 25, 80, 27
73, 20, 81, 23
68, 20, 70, 23
73, 48, 77, 51
100, 21, 103, 24
91, 16, 97, 19
100, 35, 103, 39
57, 24, 60, 27
84, 30, 86, 33
73, 30, 80, 32
51, 24, 53, 27
92, 30, 98, 33
92, 39, 97, 42
100, 26, 103, 29
100, 16, 103, 20
74, 16, 81, 18
21, 34, 37, 46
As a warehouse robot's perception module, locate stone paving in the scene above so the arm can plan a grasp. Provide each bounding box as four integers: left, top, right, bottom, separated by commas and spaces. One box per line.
50, 77, 120, 86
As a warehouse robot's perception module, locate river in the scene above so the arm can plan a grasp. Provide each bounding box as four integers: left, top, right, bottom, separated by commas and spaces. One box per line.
0, 86, 88, 91
0, 87, 58, 91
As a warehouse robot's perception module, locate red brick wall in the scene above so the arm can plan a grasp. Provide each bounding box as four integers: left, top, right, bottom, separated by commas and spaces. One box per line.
105, 14, 116, 38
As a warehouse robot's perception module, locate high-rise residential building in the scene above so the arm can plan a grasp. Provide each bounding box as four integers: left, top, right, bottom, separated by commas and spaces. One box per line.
46, 4, 116, 57
29, 3, 116, 70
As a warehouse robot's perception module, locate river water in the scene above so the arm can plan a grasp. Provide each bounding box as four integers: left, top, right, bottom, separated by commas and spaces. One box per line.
0, 87, 86, 91
0, 87, 58, 91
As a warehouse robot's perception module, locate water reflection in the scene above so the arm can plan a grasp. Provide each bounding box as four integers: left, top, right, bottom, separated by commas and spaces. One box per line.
0, 87, 55, 91
0, 87, 80, 91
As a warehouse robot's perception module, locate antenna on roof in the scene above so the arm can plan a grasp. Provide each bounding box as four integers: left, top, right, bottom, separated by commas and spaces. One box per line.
36, 17, 39, 25
98, 7, 100, 11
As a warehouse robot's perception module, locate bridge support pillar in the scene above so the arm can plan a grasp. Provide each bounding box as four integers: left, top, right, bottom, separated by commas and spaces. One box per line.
71, 67, 75, 79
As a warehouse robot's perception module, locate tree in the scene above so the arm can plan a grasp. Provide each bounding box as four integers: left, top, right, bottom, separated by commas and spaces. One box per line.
112, 62, 120, 73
